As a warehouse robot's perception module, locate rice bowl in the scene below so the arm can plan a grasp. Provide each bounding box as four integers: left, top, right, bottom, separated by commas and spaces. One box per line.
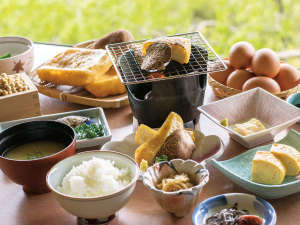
46, 150, 139, 221
58, 157, 132, 197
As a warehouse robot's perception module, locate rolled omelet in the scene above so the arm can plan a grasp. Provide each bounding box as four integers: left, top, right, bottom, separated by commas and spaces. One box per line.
251, 151, 286, 185
270, 144, 300, 176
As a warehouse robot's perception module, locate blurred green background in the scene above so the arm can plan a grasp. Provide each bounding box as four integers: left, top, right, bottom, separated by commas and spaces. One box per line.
1, 0, 299, 65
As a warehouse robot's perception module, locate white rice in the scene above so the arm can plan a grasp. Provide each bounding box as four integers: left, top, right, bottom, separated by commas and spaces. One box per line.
58, 157, 132, 197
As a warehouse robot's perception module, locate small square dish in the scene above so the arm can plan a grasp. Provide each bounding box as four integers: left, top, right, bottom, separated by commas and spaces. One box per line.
199, 88, 300, 148
0, 107, 111, 149
211, 129, 300, 199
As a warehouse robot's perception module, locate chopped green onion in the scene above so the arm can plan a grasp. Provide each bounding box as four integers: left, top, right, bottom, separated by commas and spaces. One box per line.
74, 123, 104, 140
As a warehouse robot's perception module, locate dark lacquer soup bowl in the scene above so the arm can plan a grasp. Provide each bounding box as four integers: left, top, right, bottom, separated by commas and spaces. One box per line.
0, 121, 76, 194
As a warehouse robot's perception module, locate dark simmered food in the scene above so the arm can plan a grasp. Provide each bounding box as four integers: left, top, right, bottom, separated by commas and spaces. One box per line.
205, 203, 263, 225
141, 43, 171, 71
158, 129, 195, 160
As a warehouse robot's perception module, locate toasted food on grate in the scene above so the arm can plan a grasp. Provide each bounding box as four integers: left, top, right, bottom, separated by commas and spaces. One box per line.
37, 48, 112, 86
142, 37, 191, 64
141, 43, 171, 71
85, 66, 126, 98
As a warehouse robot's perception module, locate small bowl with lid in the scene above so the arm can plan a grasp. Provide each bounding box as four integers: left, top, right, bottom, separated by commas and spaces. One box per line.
0, 36, 34, 74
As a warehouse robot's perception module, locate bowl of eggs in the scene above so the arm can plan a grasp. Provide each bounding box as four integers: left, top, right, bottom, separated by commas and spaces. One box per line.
209, 41, 300, 99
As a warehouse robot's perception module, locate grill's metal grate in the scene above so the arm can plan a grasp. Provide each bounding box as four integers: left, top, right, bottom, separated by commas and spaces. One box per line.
106, 32, 226, 85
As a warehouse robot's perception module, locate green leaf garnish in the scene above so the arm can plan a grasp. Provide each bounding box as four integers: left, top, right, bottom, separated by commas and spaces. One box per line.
0, 53, 11, 59
155, 155, 168, 163
74, 123, 104, 140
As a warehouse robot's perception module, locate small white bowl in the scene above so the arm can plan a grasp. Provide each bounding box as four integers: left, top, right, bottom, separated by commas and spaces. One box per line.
199, 88, 300, 148
46, 150, 139, 225
0, 36, 34, 74
143, 159, 209, 217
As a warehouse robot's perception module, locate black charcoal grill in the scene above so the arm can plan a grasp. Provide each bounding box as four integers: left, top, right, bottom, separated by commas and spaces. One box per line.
106, 32, 226, 128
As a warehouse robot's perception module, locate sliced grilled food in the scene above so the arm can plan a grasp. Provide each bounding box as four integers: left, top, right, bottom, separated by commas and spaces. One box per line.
270, 144, 300, 176
37, 48, 112, 86
141, 43, 171, 71
251, 151, 286, 185
135, 112, 184, 165
142, 37, 191, 64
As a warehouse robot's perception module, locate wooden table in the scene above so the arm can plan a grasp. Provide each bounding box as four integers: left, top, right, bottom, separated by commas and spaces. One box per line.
0, 44, 299, 225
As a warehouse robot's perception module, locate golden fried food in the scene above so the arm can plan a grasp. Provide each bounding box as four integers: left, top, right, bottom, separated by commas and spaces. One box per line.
37, 48, 112, 86
135, 112, 184, 165
85, 66, 126, 97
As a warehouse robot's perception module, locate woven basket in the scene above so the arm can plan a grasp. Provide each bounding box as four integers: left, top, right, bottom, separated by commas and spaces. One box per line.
208, 74, 300, 99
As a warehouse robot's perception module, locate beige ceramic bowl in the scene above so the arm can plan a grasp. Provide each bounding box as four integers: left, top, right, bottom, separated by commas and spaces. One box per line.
199, 88, 300, 148
46, 150, 139, 225
143, 159, 209, 217
0, 36, 34, 74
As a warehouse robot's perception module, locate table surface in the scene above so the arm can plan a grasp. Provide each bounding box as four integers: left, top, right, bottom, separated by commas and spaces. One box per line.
0, 44, 299, 225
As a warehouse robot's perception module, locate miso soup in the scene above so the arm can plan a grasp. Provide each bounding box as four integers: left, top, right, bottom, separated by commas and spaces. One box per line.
5, 140, 65, 160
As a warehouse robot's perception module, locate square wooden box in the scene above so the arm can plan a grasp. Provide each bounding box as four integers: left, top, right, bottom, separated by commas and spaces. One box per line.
0, 73, 41, 122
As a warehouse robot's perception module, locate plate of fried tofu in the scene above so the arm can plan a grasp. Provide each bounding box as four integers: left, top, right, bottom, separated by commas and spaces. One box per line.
30, 38, 130, 108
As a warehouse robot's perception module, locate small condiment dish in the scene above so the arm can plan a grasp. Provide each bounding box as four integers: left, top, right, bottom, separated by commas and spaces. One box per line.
0, 121, 76, 194
0, 36, 34, 74
46, 150, 139, 225
199, 88, 300, 148
192, 193, 276, 225
143, 159, 209, 217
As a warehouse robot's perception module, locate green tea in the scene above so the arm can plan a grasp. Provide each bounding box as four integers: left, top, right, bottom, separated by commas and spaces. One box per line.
5, 140, 65, 160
